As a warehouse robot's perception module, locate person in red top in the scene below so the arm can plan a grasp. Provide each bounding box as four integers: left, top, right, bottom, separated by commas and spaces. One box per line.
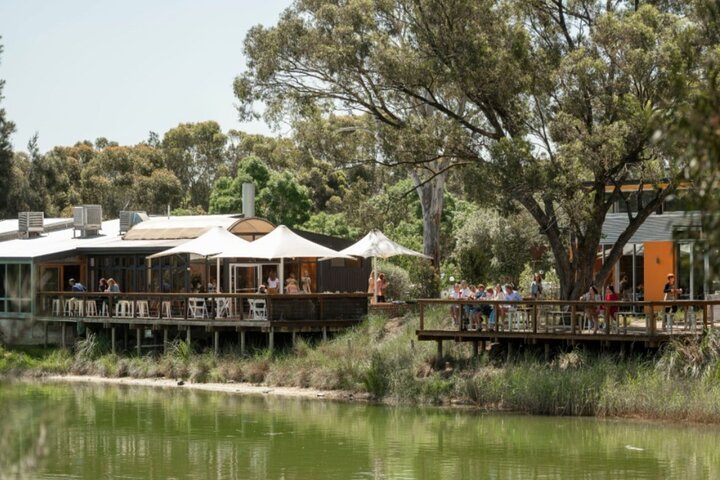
605, 284, 619, 331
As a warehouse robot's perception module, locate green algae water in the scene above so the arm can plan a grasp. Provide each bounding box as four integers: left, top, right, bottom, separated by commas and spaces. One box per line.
2, 381, 720, 479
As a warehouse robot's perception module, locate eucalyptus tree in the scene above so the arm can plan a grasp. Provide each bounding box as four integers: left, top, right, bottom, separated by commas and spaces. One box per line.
0, 40, 16, 218
161, 121, 228, 211
682, 0, 720, 256
237, 0, 700, 298
235, 1, 469, 266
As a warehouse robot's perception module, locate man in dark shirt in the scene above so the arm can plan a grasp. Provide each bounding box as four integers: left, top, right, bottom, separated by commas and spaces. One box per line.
69, 278, 87, 292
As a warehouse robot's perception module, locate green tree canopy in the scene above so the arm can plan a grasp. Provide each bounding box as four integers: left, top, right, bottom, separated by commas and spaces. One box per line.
236, 0, 703, 298
162, 121, 228, 210
0, 40, 17, 218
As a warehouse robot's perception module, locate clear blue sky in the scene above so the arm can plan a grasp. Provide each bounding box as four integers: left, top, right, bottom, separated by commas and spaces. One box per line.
0, 0, 291, 152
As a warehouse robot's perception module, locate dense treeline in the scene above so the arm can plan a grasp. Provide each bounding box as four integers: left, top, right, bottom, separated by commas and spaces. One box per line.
0, 117, 548, 294
2, 1, 719, 298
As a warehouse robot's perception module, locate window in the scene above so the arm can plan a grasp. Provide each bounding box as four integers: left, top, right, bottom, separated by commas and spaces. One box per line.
0, 263, 32, 314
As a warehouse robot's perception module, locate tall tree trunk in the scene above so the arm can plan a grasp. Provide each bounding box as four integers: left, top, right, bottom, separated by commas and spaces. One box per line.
410, 168, 447, 267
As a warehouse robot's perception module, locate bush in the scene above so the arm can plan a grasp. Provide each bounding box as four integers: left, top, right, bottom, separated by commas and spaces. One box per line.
407, 260, 440, 299
377, 262, 411, 301
363, 352, 391, 399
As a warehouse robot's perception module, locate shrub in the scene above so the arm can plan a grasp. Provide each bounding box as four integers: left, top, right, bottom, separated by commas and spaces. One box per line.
377, 262, 411, 301
362, 351, 391, 399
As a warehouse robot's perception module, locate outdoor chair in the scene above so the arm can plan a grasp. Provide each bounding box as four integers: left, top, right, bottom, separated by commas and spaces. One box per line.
248, 299, 267, 320
215, 297, 231, 318
188, 297, 208, 319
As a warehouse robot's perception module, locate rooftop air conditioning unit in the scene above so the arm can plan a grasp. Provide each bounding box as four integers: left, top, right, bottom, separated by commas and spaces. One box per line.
119, 210, 149, 234
73, 205, 103, 237
18, 211, 44, 238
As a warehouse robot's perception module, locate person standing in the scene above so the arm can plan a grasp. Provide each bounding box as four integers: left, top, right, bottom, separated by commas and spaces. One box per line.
267, 271, 280, 294
376, 273, 389, 303
302, 270, 312, 294
663, 273, 682, 330
530, 272, 543, 299
619, 274, 631, 301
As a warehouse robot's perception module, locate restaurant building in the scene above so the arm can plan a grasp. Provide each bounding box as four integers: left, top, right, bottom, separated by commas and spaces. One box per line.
0, 207, 370, 344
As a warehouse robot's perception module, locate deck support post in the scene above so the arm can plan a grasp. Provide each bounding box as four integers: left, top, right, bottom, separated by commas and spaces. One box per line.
472, 340, 479, 359
214, 330, 219, 355
436, 340, 443, 359
269, 327, 274, 352
292, 330, 296, 347
111, 327, 116, 354
323, 326, 327, 342
44, 323, 48, 348
544, 343, 550, 362
135, 328, 141, 355
186, 327, 191, 346
61, 323, 66, 348
240, 330, 246, 355
163, 329, 169, 353
480, 340, 486, 353
507, 342, 513, 362
124, 327, 128, 350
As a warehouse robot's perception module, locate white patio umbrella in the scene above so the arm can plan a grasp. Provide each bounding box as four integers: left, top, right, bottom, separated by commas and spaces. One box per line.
212, 225, 351, 293
147, 226, 250, 290
335, 229, 430, 303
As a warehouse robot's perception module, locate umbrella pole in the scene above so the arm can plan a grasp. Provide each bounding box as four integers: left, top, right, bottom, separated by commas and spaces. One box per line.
373, 257, 378, 304
279, 260, 284, 294
216, 257, 221, 292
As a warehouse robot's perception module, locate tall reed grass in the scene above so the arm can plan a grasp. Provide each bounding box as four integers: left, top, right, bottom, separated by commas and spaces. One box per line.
3, 307, 720, 421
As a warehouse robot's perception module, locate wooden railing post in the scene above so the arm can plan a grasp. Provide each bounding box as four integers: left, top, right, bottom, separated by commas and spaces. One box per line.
570, 304, 576, 335
532, 303, 538, 334
419, 302, 425, 331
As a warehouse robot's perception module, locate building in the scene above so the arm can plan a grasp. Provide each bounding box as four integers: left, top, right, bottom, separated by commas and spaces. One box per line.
0, 208, 370, 344
600, 183, 715, 301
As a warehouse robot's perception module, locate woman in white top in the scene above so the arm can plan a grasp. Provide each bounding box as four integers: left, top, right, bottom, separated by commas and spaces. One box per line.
267, 271, 280, 294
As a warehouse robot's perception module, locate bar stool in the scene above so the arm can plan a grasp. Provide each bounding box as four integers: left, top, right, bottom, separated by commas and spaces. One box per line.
64, 299, 74, 316
116, 300, 133, 317
85, 300, 98, 317
161, 301, 173, 318
136, 300, 150, 318
52, 299, 63, 316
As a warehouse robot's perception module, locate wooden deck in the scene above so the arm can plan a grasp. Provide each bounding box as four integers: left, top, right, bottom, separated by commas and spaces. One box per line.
416, 299, 720, 356
35, 291, 369, 353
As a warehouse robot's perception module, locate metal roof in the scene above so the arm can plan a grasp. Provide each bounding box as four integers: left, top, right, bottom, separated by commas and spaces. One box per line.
0, 220, 123, 261
601, 211, 703, 244
0, 217, 75, 242
123, 214, 243, 240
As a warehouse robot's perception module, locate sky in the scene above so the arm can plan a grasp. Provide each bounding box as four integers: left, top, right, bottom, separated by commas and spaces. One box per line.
0, 0, 291, 152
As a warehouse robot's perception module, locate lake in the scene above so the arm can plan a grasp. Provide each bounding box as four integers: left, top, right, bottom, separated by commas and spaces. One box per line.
2, 380, 719, 479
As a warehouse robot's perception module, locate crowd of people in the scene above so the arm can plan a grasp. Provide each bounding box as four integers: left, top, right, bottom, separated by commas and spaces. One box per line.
446, 280, 527, 331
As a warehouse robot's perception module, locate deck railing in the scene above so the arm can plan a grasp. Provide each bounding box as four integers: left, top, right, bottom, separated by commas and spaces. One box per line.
416, 298, 720, 339
37, 291, 370, 323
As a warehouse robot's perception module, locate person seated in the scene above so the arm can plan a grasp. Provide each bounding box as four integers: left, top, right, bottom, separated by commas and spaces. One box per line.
286, 278, 300, 294
257, 284, 268, 294
605, 284, 619, 330
502, 284, 523, 328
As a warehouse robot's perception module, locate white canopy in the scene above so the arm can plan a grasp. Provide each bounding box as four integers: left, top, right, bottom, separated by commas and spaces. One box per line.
147, 226, 250, 259
211, 225, 350, 293
212, 225, 349, 260
337, 229, 430, 259
334, 229, 429, 303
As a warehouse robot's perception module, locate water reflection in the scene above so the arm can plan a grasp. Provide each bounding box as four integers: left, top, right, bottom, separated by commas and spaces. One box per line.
1, 381, 719, 479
